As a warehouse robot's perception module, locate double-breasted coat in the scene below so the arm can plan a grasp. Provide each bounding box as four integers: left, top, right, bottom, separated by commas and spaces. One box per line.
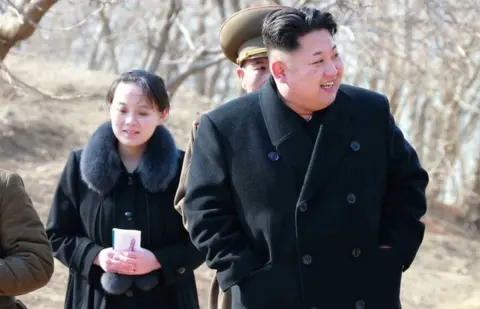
183, 77, 429, 309
46, 121, 204, 309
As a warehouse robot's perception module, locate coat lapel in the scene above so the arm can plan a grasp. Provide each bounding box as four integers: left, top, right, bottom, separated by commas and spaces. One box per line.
298, 89, 353, 204
259, 78, 313, 178
259, 79, 354, 203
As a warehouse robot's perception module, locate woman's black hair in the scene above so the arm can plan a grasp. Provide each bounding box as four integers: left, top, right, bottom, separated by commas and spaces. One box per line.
106, 69, 170, 112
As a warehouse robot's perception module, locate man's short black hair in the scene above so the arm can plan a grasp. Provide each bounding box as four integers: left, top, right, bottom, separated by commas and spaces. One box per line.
261, 6, 338, 53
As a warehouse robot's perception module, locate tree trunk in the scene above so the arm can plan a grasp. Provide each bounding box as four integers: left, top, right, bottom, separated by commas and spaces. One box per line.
0, 0, 58, 61
195, 0, 207, 96
146, 0, 178, 73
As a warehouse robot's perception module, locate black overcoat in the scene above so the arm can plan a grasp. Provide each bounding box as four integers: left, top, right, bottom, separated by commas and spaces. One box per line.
183, 78, 429, 309
46, 121, 204, 309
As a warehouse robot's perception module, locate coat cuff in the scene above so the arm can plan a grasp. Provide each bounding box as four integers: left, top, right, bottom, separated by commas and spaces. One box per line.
380, 221, 425, 271
215, 250, 264, 291
71, 239, 103, 281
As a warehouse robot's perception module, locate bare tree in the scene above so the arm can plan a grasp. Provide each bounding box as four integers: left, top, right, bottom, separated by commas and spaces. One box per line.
0, 0, 58, 60
2, 0, 479, 231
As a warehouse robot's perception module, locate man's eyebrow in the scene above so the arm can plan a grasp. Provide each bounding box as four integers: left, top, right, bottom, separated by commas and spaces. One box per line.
313, 45, 337, 56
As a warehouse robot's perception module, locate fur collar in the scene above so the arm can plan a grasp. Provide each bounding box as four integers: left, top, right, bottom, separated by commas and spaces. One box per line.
80, 121, 180, 194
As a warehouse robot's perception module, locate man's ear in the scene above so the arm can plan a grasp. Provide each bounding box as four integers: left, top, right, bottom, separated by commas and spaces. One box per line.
236, 67, 244, 80
271, 60, 287, 83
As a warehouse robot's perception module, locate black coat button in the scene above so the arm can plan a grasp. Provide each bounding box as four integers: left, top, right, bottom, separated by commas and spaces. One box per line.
302, 254, 312, 265
177, 267, 186, 274
352, 248, 361, 258
350, 141, 360, 151
346, 193, 356, 204
268, 152, 280, 161
354, 300, 365, 309
125, 289, 133, 297
125, 211, 133, 221
298, 201, 308, 212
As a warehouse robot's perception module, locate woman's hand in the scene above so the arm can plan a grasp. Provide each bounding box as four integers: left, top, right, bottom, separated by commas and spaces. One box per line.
118, 248, 161, 275
93, 248, 136, 274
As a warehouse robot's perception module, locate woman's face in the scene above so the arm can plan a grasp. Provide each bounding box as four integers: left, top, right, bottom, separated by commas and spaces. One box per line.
109, 82, 167, 149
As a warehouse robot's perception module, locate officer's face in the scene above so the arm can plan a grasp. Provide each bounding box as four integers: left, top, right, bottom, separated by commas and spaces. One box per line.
271, 29, 343, 113
236, 58, 270, 93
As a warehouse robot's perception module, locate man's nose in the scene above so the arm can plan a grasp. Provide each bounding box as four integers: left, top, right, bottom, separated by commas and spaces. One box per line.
324, 61, 338, 76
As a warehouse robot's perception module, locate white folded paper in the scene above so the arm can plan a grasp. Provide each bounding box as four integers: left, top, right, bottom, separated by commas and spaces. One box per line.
112, 228, 142, 252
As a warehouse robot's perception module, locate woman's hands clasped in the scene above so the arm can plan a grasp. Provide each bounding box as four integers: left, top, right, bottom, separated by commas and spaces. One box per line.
94, 247, 161, 275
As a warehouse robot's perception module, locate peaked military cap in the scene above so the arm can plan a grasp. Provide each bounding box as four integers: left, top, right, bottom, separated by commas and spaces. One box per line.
219, 5, 288, 66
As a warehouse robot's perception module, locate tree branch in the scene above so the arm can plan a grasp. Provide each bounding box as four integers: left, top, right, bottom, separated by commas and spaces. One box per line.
0, 0, 58, 60
0, 62, 103, 101
166, 52, 225, 97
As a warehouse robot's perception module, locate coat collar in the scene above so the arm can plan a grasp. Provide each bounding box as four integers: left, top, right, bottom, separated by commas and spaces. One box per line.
259, 76, 352, 147
259, 77, 306, 147
80, 121, 180, 195
259, 77, 354, 203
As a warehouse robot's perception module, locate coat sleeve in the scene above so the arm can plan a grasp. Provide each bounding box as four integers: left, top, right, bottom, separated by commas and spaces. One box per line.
380, 97, 429, 271
183, 114, 264, 291
155, 147, 206, 285
173, 121, 199, 230
46, 151, 104, 282
0, 172, 54, 296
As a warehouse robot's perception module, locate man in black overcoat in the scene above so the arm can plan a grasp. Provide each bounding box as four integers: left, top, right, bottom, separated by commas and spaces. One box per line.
183, 6, 429, 309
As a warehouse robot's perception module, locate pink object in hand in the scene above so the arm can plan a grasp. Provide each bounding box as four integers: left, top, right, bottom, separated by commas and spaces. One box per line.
129, 238, 136, 252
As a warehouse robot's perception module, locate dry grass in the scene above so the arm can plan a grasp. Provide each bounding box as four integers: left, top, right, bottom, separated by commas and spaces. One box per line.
1, 53, 479, 309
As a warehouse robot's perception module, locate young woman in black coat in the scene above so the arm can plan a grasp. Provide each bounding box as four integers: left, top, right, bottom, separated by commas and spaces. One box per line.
46, 70, 205, 309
